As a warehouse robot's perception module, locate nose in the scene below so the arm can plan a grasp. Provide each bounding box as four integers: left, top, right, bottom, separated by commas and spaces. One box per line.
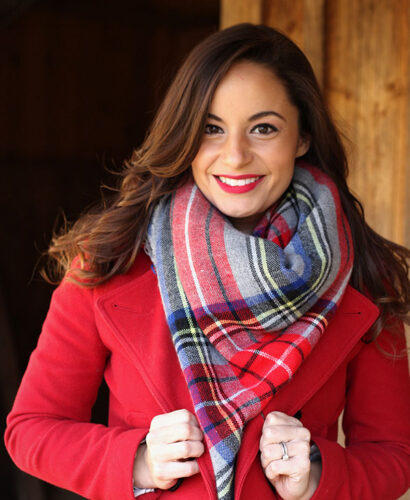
221, 133, 252, 169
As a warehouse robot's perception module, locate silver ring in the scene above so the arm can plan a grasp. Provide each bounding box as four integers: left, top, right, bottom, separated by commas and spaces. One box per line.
280, 441, 289, 461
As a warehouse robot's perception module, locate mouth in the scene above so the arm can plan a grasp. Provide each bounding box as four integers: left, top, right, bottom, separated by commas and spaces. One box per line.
214, 174, 264, 193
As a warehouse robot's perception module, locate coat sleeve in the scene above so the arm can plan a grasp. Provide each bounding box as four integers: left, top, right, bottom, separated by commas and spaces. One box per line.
4, 278, 154, 500
311, 326, 410, 499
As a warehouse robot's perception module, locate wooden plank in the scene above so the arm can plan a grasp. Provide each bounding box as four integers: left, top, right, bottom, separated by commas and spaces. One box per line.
220, 0, 263, 28
263, 0, 325, 86
325, 0, 409, 245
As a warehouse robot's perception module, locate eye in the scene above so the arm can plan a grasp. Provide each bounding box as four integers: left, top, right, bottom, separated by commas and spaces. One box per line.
204, 124, 223, 135
251, 123, 278, 135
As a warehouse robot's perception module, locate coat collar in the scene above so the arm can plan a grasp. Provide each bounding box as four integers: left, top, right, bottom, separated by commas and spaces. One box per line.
96, 254, 379, 496
96, 254, 379, 415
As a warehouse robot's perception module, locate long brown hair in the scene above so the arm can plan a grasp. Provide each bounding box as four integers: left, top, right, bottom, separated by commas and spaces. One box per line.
45, 23, 409, 340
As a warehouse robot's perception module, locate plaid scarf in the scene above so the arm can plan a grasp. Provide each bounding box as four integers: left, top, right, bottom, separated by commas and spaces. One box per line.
146, 163, 353, 499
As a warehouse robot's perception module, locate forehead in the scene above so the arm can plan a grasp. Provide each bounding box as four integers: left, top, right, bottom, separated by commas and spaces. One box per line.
209, 61, 296, 116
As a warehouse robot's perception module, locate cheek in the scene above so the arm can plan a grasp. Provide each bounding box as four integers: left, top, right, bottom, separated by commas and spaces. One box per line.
264, 139, 300, 172
194, 141, 220, 165
191, 154, 211, 188
191, 158, 204, 183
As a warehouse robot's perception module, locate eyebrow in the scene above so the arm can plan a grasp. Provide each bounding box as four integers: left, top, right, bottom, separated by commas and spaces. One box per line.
208, 110, 286, 122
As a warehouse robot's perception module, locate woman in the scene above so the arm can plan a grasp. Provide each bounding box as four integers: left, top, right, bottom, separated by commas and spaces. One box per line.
5, 23, 410, 500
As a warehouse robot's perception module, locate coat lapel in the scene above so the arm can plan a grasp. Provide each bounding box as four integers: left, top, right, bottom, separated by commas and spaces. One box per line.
96, 254, 194, 415
265, 285, 379, 414
234, 286, 379, 496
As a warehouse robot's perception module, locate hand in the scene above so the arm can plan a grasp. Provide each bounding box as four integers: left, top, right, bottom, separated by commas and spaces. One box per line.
133, 409, 205, 490
260, 411, 320, 500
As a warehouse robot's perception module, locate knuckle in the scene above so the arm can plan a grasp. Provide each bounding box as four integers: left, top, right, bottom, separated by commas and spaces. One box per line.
195, 427, 204, 440
150, 414, 163, 431
266, 411, 280, 425
266, 460, 277, 479
180, 423, 192, 440
261, 443, 273, 460
301, 440, 311, 455
152, 462, 166, 480
194, 442, 205, 457
150, 414, 160, 426
180, 441, 191, 457
145, 431, 155, 446
294, 426, 309, 440
265, 426, 276, 440
301, 428, 311, 441
185, 460, 199, 476
259, 434, 271, 450
260, 456, 269, 470
178, 409, 193, 423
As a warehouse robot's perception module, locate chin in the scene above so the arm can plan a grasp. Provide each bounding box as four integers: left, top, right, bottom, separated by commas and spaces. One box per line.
223, 210, 253, 219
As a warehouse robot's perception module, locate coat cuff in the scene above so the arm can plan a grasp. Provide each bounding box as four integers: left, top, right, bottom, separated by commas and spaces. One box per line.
308, 436, 345, 499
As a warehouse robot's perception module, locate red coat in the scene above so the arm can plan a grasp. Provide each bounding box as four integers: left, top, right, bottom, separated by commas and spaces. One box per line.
5, 252, 410, 499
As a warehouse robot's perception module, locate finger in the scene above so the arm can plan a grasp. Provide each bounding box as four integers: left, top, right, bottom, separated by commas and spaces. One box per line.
264, 411, 303, 428
264, 455, 311, 483
150, 458, 200, 486
260, 424, 310, 449
260, 440, 310, 469
150, 409, 199, 430
147, 422, 203, 445
150, 440, 205, 462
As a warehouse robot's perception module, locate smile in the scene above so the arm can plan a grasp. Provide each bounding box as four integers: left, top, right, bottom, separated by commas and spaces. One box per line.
214, 175, 264, 193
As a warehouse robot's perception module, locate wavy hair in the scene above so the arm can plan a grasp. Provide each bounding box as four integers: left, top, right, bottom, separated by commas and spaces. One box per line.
45, 23, 409, 341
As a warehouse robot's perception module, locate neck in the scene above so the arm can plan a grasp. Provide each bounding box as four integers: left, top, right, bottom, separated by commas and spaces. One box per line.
228, 215, 259, 234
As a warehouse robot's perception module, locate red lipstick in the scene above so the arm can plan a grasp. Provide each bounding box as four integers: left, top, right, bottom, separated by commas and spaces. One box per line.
214, 174, 264, 194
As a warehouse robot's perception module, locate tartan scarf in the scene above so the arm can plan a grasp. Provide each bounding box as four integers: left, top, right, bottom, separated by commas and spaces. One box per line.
146, 163, 353, 499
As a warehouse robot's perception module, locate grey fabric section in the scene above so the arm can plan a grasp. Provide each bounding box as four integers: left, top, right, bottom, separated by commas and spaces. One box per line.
225, 166, 341, 330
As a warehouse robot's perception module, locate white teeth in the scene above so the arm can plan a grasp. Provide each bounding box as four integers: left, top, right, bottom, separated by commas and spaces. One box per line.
218, 176, 261, 186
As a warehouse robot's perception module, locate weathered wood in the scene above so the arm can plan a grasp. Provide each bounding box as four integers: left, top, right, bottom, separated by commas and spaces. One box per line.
263, 0, 325, 86
220, 0, 263, 28
325, 0, 409, 246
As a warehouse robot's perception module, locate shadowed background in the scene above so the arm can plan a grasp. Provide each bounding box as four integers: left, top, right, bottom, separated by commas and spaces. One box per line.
1, 1, 408, 499
0, 1, 218, 498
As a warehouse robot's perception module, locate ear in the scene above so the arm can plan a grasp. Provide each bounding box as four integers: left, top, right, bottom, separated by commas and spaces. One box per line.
296, 134, 311, 158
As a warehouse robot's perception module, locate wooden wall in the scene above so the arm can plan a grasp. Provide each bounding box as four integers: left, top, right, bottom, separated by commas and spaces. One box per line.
221, 0, 409, 247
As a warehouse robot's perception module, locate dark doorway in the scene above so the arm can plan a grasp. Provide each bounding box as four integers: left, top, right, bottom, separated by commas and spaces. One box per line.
0, 1, 219, 498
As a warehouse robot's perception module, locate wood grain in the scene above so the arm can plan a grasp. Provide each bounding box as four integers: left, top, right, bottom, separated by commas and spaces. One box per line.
325, 0, 409, 245
263, 0, 325, 86
220, 0, 263, 28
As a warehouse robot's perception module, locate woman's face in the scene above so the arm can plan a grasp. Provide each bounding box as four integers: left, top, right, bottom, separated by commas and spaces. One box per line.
191, 61, 309, 232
